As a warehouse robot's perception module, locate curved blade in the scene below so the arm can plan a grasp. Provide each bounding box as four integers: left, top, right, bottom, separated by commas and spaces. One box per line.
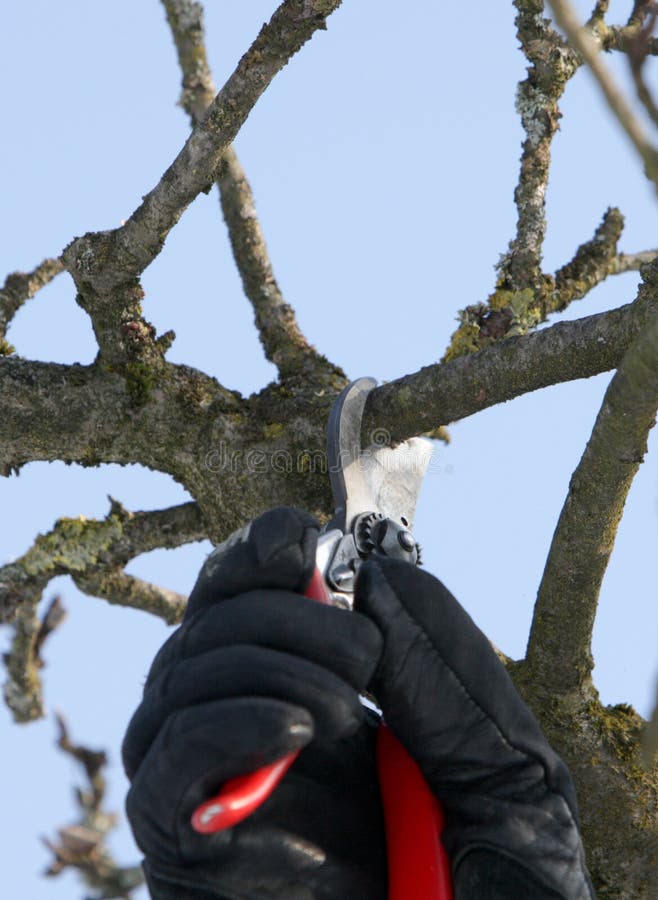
327, 378, 432, 532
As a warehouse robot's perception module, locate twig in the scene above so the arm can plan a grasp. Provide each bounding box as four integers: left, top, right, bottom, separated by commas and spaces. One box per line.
525, 273, 658, 694
162, 0, 333, 379
607, 248, 658, 273
73, 568, 187, 624
1, 503, 203, 722
627, 3, 658, 128
0, 257, 64, 352
3, 595, 70, 723
44, 713, 143, 898
444, 5, 582, 362
218, 148, 334, 377
444, 209, 655, 361
547, 0, 658, 186
2, 592, 45, 721
497, 3, 579, 293
34, 595, 68, 667
0, 500, 204, 627
550, 208, 655, 307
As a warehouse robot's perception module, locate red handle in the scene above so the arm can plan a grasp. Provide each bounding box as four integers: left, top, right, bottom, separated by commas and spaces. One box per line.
377, 725, 453, 899
190, 568, 332, 834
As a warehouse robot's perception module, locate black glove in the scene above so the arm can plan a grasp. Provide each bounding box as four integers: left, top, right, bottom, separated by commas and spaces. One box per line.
355, 557, 595, 900
122, 508, 387, 900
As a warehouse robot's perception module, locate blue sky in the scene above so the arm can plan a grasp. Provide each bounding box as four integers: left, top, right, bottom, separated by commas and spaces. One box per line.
2, 2, 657, 897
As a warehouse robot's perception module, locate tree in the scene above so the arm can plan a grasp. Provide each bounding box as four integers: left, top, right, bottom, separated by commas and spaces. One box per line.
1, 1, 658, 897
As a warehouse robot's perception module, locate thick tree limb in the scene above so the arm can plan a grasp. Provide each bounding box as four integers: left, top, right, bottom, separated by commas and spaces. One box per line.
0, 357, 240, 477
163, 0, 333, 380
548, 0, 658, 186
0, 258, 64, 353
525, 266, 658, 694
363, 278, 658, 444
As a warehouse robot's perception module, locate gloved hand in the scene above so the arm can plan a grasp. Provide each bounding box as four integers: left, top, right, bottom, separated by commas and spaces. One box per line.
355, 557, 595, 900
122, 508, 387, 900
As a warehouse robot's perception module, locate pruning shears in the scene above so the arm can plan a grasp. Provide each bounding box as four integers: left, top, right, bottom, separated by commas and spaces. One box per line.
191, 378, 453, 900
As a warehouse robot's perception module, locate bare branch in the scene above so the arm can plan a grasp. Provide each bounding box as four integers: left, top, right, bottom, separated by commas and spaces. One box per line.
0, 501, 205, 626
218, 148, 337, 378
444, 208, 654, 361
163, 0, 335, 380
1, 503, 203, 722
162, 0, 218, 122
550, 207, 655, 306
627, 4, 658, 129
3, 595, 70, 723
608, 248, 658, 273
73, 568, 187, 624
526, 272, 658, 694
44, 713, 143, 898
62, 0, 343, 364
34, 595, 68, 666
363, 275, 658, 445
547, 0, 658, 186
588, 0, 610, 21
497, 3, 579, 294
3, 593, 46, 721
0, 257, 64, 353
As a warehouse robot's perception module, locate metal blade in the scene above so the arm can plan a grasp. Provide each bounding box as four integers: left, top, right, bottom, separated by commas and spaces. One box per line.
327, 378, 432, 532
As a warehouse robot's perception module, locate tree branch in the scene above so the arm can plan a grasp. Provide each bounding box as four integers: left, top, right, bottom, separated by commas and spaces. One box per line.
44, 713, 143, 898
444, 205, 652, 362
62, 0, 342, 365
363, 273, 658, 444
496, 2, 579, 294
627, 3, 658, 129
73, 569, 187, 624
552, 208, 657, 306
0, 257, 64, 353
3, 592, 47, 721
525, 267, 658, 694
547, 0, 658, 186
162, 0, 335, 380
1, 502, 204, 722
0, 500, 205, 626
